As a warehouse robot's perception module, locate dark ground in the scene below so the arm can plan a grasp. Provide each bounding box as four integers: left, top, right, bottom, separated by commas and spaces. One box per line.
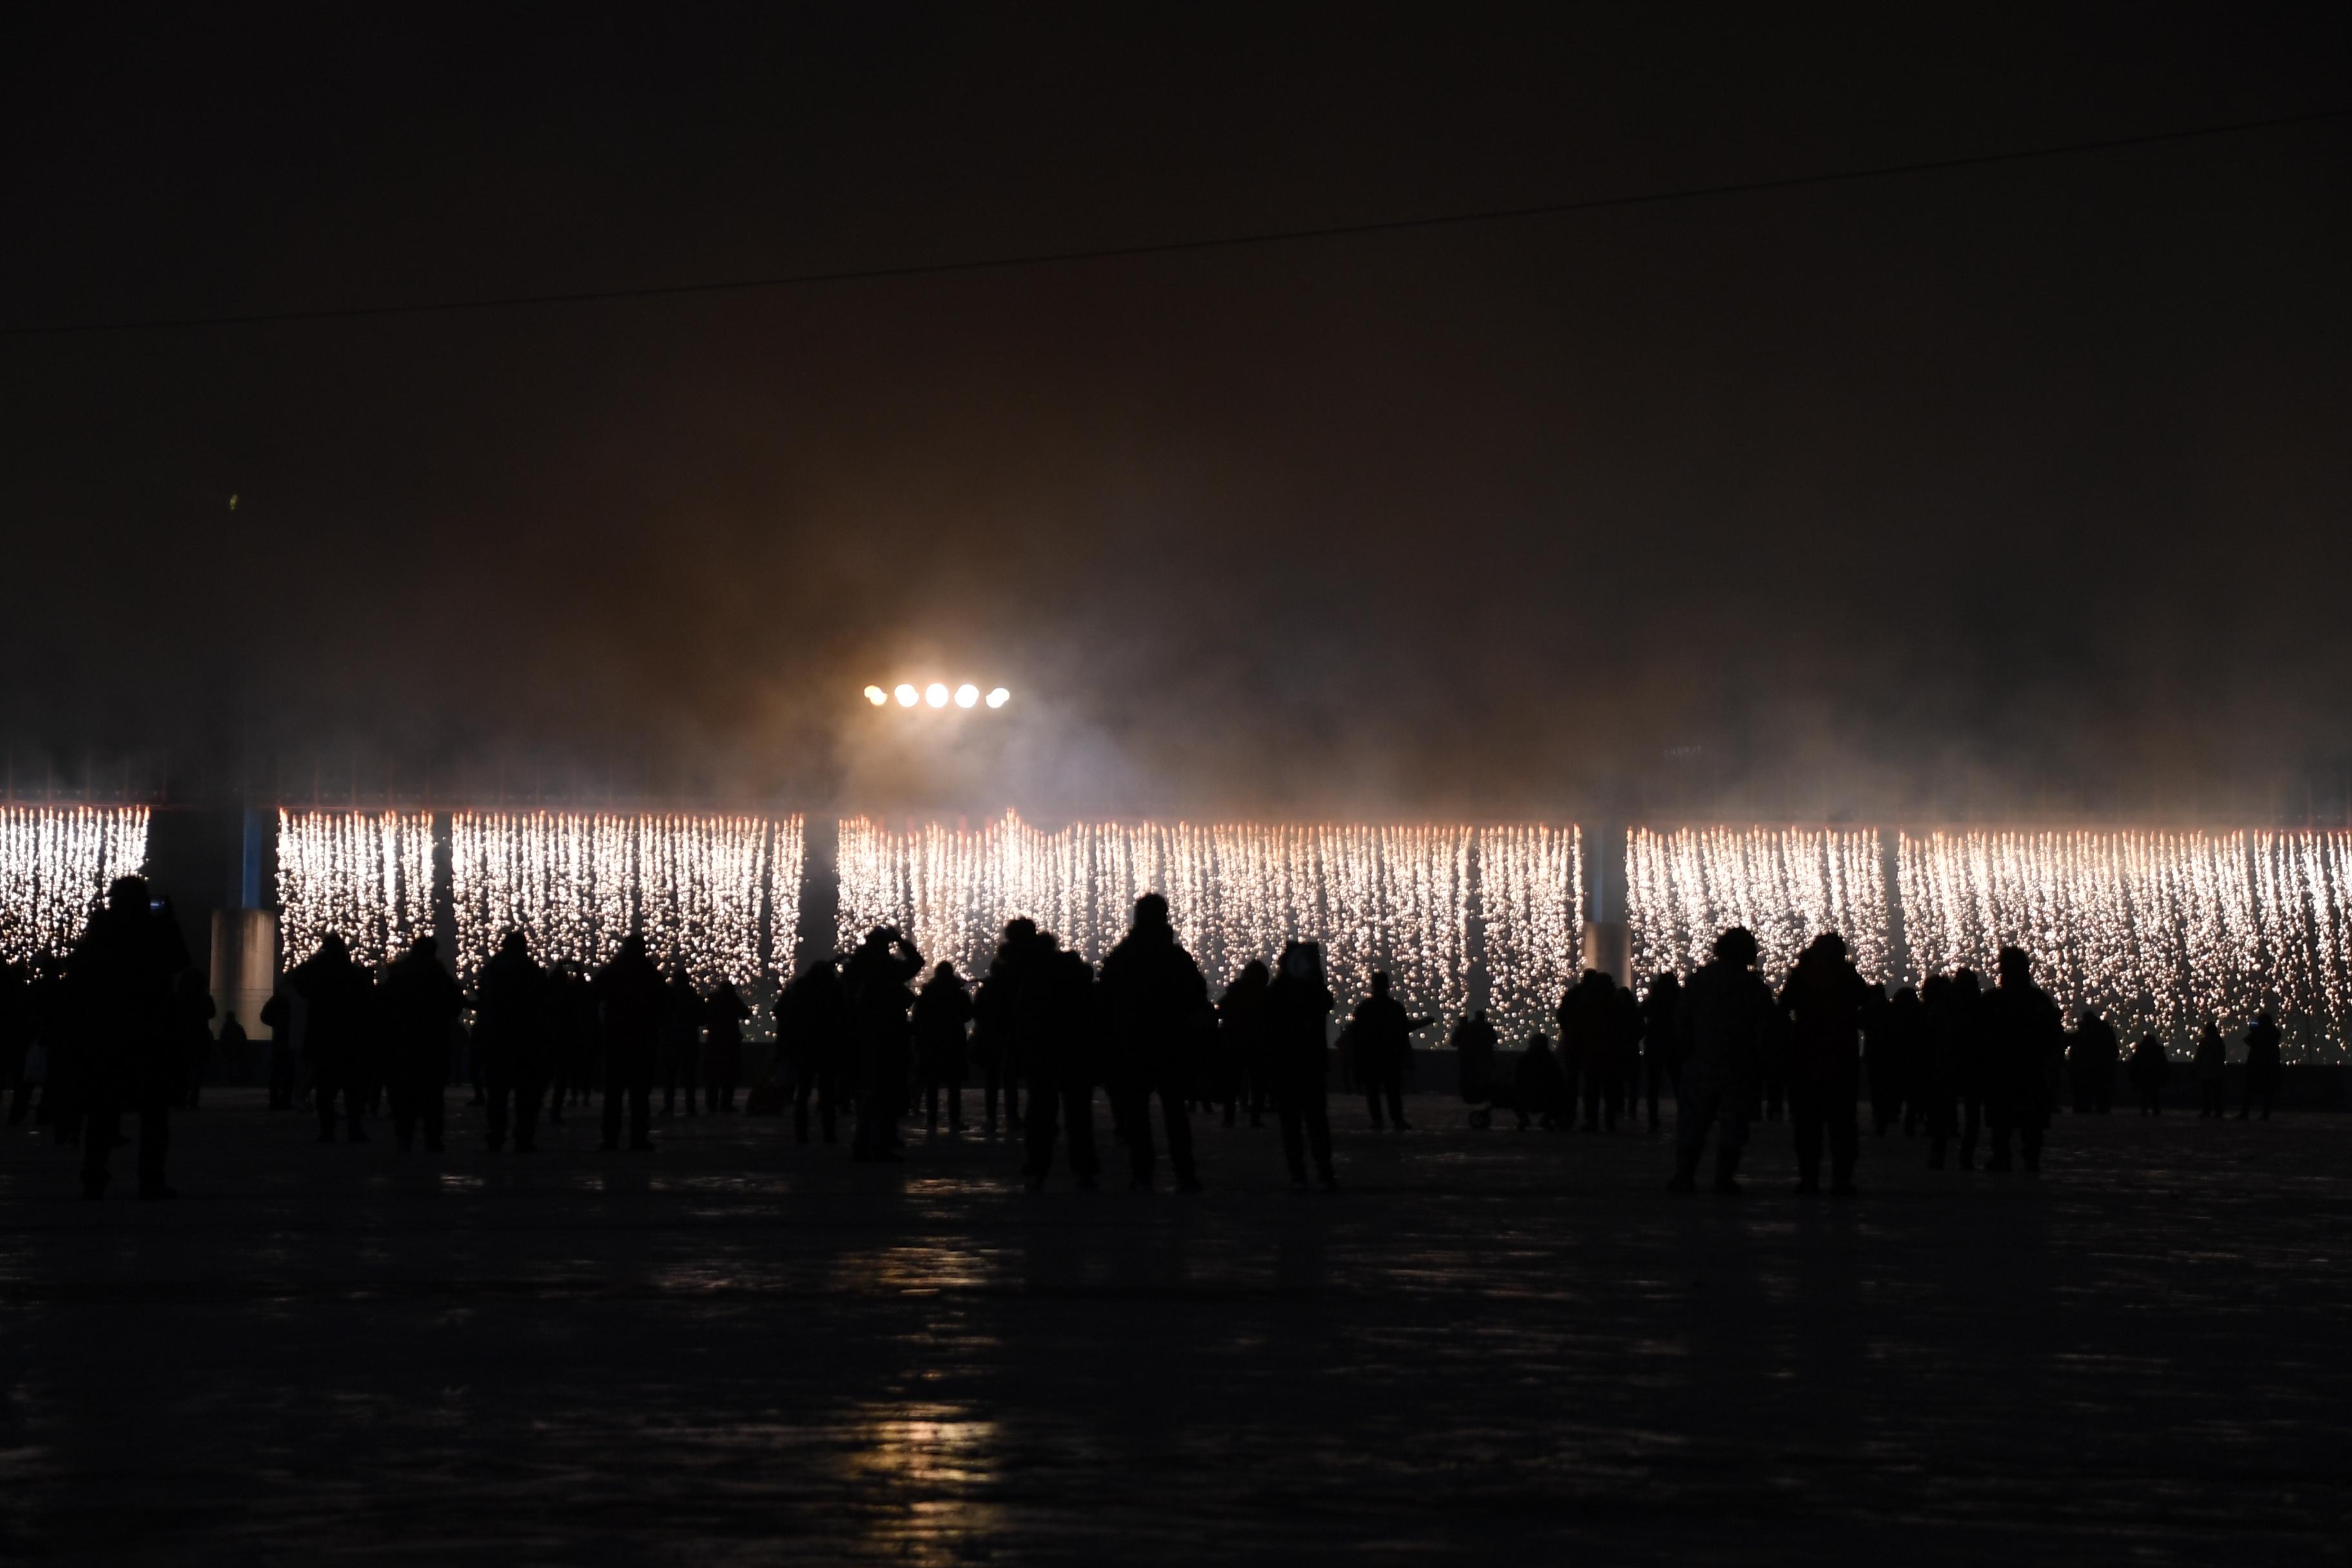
2, 1090, 2344, 1565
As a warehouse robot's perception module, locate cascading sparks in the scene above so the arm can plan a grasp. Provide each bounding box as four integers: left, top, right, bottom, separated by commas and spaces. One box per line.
834, 813, 1575, 1042
0, 805, 151, 965
1625, 826, 1889, 988
449, 811, 796, 985
1896, 830, 2352, 1055
276, 809, 435, 968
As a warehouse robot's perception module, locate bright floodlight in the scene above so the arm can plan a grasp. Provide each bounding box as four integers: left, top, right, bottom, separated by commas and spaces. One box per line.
925, 683, 949, 709
894, 683, 919, 708
954, 683, 979, 709
986, 687, 1010, 709
863, 685, 888, 706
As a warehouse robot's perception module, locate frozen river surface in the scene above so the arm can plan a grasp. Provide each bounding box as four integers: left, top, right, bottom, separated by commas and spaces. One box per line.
3, 1091, 2345, 1563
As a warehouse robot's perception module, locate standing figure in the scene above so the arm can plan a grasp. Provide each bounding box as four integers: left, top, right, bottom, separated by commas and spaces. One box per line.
213, 1011, 248, 1106
779, 957, 848, 1143
1449, 1006, 1502, 1128
970, 920, 1033, 1135
1098, 894, 1211, 1192
378, 936, 464, 1153
1020, 934, 1102, 1190
68, 876, 186, 1199
1983, 946, 2063, 1172
703, 980, 750, 1113
2072, 1007, 2121, 1115
289, 931, 376, 1144
595, 934, 665, 1152
1348, 971, 1430, 1131
912, 962, 972, 1135
1265, 939, 1337, 1190
476, 930, 553, 1153
1776, 932, 1874, 1195
1514, 1032, 1569, 1130
1923, 970, 1987, 1170
1638, 973, 1683, 1133
2128, 1032, 2168, 1115
1218, 960, 1273, 1129
843, 926, 923, 1162
1554, 970, 1612, 1131
2239, 1011, 2282, 1121
2193, 1022, 2228, 1119
658, 968, 703, 1117
1669, 926, 1778, 1194
1866, 985, 1922, 1135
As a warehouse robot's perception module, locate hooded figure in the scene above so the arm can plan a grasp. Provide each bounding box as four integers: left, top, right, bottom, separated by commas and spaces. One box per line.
702, 979, 750, 1113
778, 957, 848, 1144
843, 926, 923, 1162
1776, 932, 1875, 1195
2240, 1011, 2282, 1121
378, 936, 464, 1153
1218, 959, 1273, 1128
1670, 926, 1778, 1193
68, 876, 187, 1199
1983, 946, 2063, 1172
1922, 969, 1987, 1170
594, 933, 665, 1151
2128, 1031, 2168, 1115
476, 930, 552, 1153
971, 919, 1035, 1136
1019, 934, 1102, 1190
289, 930, 376, 1145
1264, 940, 1337, 1190
1097, 894, 1211, 1191
911, 962, 973, 1134
1348, 970, 1431, 1132
1449, 1007, 1502, 1128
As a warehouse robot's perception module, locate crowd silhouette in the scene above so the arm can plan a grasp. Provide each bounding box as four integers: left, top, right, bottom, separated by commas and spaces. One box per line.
0, 877, 2324, 1200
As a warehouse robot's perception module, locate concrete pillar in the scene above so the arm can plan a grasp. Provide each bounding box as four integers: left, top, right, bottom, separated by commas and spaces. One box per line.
1582, 919, 1630, 986
1582, 821, 1629, 984
210, 907, 279, 1053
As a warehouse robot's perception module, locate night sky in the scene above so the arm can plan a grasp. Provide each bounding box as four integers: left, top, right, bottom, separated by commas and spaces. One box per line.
3, 5, 2347, 820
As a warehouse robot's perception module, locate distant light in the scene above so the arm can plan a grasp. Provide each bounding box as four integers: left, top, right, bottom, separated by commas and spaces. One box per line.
986, 687, 1010, 709
863, 685, 888, 707
953, 683, 979, 709
925, 683, 949, 709
894, 684, 919, 708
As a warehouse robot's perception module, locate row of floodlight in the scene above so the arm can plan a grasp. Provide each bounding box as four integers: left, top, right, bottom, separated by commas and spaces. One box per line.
863, 683, 1012, 710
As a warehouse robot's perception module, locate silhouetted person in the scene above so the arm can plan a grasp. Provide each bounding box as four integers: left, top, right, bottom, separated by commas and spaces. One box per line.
971, 919, 1034, 1135
1671, 926, 1777, 1193
1638, 972, 1681, 1132
547, 963, 601, 1123
658, 967, 704, 1117
2239, 1011, 2282, 1121
1983, 946, 2062, 1172
1449, 1006, 1502, 1128
595, 934, 665, 1151
1020, 934, 1102, 1190
2194, 1021, 2228, 1119
1556, 970, 1620, 1131
1349, 971, 1430, 1131
378, 936, 463, 1152
289, 931, 375, 1144
1923, 969, 1986, 1170
1867, 985, 1924, 1135
779, 957, 847, 1143
171, 966, 215, 1108
844, 926, 923, 1162
1513, 1032, 1568, 1130
260, 989, 296, 1110
68, 876, 186, 1199
1266, 939, 1337, 1190
2128, 1031, 2168, 1114
2071, 1007, 2121, 1115
1778, 932, 1873, 1195
1099, 894, 1210, 1191
476, 930, 553, 1153
703, 979, 750, 1112
1219, 959, 1273, 1128
912, 962, 972, 1134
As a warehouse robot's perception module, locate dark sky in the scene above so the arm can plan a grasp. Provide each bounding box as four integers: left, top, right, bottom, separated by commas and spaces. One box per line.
4, 4, 2347, 821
